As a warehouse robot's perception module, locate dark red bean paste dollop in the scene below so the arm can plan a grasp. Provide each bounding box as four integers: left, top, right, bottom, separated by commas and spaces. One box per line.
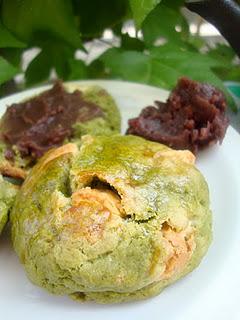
127, 77, 229, 153
0, 81, 103, 159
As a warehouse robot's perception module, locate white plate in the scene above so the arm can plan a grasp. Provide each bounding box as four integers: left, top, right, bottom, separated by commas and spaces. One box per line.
0, 80, 240, 320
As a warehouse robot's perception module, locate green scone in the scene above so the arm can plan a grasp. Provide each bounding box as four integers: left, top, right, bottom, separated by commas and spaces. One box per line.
11, 135, 212, 303
0, 81, 121, 180
0, 175, 18, 234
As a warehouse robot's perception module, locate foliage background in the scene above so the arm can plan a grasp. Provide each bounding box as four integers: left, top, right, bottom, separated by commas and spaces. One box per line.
0, 0, 239, 110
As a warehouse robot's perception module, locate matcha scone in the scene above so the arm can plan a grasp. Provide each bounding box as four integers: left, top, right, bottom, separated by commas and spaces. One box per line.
0, 175, 18, 234
0, 81, 120, 180
11, 135, 212, 303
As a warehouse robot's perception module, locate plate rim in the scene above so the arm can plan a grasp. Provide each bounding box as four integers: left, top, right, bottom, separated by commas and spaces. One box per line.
0, 79, 169, 102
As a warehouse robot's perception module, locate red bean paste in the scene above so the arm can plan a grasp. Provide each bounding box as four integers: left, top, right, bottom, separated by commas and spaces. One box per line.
127, 77, 229, 153
0, 81, 103, 160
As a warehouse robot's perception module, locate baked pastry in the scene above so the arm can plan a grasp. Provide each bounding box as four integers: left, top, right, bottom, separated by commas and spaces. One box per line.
0, 175, 18, 234
11, 135, 212, 303
0, 81, 121, 180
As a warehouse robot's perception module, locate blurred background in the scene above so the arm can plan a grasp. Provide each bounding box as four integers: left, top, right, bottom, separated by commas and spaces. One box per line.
0, 0, 239, 120
19, 9, 229, 77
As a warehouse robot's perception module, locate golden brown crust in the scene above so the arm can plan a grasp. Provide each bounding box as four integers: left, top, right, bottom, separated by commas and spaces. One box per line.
0, 144, 77, 181
153, 150, 196, 164
0, 160, 27, 180
62, 188, 123, 244
21, 143, 78, 193
162, 223, 195, 280
40, 143, 78, 168
148, 222, 195, 282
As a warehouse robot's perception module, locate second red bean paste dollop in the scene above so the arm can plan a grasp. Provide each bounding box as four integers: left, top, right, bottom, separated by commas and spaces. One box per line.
127, 77, 229, 153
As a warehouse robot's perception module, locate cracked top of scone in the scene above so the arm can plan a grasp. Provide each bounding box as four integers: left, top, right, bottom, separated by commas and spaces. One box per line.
11, 135, 212, 303
0, 81, 121, 180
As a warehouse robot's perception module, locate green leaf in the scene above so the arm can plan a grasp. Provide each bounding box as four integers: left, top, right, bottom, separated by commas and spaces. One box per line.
207, 43, 236, 64
101, 48, 151, 82
224, 68, 240, 82
166, 0, 185, 9
25, 50, 52, 86
150, 44, 223, 69
98, 47, 237, 111
0, 48, 23, 67
207, 44, 239, 83
121, 33, 145, 51
186, 35, 205, 51
129, 0, 162, 28
149, 59, 181, 88
48, 43, 75, 79
0, 56, 18, 85
214, 66, 240, 82
100, 48, 181, 87
87, 60, 106, 79
142, 3, 188, 46
25, 39, 76, 85
67, 59, 88, 80
149, 44, 236, 111
0, 21, 25, 48
73, 0, 129, 38
1, 0, 82, 48
112, 23, 123, 37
